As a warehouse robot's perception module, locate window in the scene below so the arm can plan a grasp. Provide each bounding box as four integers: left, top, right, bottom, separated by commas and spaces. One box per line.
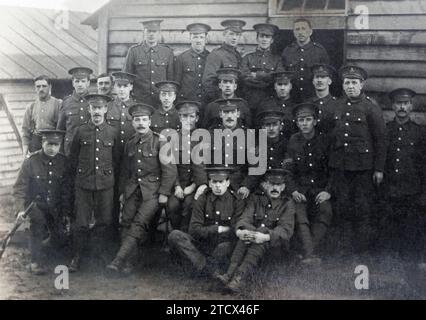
270, 0, 347, 16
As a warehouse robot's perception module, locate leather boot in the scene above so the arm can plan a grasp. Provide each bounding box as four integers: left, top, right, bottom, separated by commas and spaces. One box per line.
106, 236, 138, 276
213, 262, 239, 285
226, 272, 244, 294
69, 229, 88, 273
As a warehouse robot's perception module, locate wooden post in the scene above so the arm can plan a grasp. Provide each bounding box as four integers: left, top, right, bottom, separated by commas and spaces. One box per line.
98, 7, 109, 74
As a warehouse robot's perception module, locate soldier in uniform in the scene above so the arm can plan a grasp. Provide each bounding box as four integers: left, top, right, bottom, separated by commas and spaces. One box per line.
241, 23, 283, 113
14, 129, 72, 275
97, 73, 114, 98
151, 80, 181, 134
286, 103, 332, 265
106, 103, 177, 275
209, 99, 257, 199
328, 65, 386, 256
122, 20, 174, 104
167, 101, 208, 231
202, 19, 246, 104
168, 166, 245, 277
281, 18, 330, 102
22, 75, 62, 158
202, 68, 252, 129
259, 71, 297, 138
174, 23, 211, 102
381, 88, 426, 262
57, 67, 93, 157
68, 94, 121, 272
304, 64, 339, 134
214, 168, 295, 293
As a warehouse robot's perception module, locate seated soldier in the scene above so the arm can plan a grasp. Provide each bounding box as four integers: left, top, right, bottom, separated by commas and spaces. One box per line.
214, 168, 295, 293
106, 103, 177, 276
168, 166, 245, 278
13, 129, 72, 275
167, 101, 208, 231
258, 71, 297, 138
286, 103, 332, 265
202, 68, 252, 129
151, 80, 181, 134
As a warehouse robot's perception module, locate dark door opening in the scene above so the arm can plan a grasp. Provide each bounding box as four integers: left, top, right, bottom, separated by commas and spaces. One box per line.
272, 29, 345, 97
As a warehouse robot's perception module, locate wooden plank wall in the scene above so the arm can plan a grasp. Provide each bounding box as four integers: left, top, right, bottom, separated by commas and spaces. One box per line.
105, 0, 269, 74
347, 0, 426, 110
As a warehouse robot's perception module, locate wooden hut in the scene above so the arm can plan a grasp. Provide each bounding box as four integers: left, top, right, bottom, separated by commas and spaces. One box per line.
0, 6, 98, 196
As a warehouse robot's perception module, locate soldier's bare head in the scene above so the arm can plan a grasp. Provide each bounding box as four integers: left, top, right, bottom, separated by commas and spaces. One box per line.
116, 82, 133, 101
97, 73, 113, 95
274, 80, 292, 99
133, 115, 151, 134
343, 78, 364, 98
223, 30, 241, 47
34, 75, 51, 100
293, 18, 313, 46
219, 79, 237, 97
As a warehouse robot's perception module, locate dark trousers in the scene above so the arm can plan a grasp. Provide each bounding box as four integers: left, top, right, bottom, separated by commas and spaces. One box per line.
168, 230, 234, 272
121, 186, 159, 242
229, 240, 270, 276
330, 169, 375, 255
295, 197, 333, 257
29, 205, 65, 263
167, 194, 194, 232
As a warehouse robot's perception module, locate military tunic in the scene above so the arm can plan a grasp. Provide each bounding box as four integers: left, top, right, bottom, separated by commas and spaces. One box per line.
123, 42, 174, 102
13, 150, 72, 262
241, 48, 283, 111
118, 130, 177, 241
57, 91, 90, 156
151, 106, 181, 134
174, 48, 209, 102
281, 41, 330, 101
227, 190, 295, 278
304, 94, 339, 134
106, 97, 136, 152
202, 43, 242, 103
22, 96, 62, 153
168, 188, 245, 271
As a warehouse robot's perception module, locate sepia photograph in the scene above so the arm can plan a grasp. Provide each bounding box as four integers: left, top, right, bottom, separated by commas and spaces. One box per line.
0, 0, 425, 303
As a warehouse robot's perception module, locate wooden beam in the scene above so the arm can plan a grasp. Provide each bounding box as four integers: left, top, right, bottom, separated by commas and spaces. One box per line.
351, 61, 426, 78
269, 16, 346, 30
346, 45, 426, 61
365, 77, 426, 94
347, 15, 426, 30
347, 31, 426, 46
98, 7, 109, 74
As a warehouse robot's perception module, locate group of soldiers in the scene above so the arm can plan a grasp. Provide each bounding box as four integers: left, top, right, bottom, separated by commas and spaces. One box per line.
13, 17, 425, 294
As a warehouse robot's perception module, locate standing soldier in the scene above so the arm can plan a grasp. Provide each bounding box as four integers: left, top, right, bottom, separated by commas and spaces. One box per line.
305, 64, 339, 134
202, 68, 252, 129
106, 103, 177, 275
151, 80, 181, 134
281, 18, 330, 102
167, 101, 208, 231
97, 73, 114, 98
68, 94, 120, 272
241, 23, 283, 113
123, 20, 174, 104
382, 88, 426, 262
328, 65, 386, 256
22, 75, 62, 158
202, 19, 246, 104
168, 166, 245, 278
214, 168, 295, 293
286, 103, 332, 265
13, 129, 72, 275
106, 71, 138, 152
174, 23, 211, 102
260, 71, 297, 137
57, 67, 93, 157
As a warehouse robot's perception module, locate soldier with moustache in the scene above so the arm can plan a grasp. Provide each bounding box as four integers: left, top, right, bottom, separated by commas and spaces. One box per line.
97, 73, 114, 99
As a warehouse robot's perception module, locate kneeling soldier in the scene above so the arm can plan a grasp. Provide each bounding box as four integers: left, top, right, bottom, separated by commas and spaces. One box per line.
286, 103, 332, 264
215, 168, 295, 293
168, 166, 245, 277
106, 103, 177, 275
13, 129, 72, 275
68, 94, 120, 272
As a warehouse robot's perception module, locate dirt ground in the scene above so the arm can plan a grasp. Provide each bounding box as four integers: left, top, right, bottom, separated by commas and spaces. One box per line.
0, 196, 425, 300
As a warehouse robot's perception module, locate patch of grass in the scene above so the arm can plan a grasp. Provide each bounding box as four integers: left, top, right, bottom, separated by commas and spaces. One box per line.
0, 195, 15, 222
